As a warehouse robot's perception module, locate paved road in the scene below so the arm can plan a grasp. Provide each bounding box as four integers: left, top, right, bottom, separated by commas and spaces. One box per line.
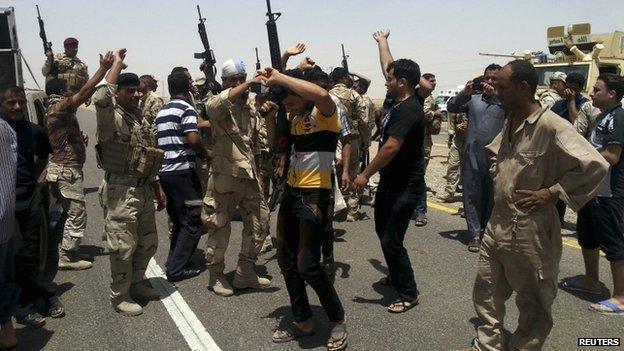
14, 110, 623, 351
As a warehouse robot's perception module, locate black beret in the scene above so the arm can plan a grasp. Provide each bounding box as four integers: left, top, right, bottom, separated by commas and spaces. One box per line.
117, 73, 140, 87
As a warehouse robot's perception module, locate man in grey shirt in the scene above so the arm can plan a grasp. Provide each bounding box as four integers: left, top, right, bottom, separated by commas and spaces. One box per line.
0, 117, 18, 349
447, 64, 506, 252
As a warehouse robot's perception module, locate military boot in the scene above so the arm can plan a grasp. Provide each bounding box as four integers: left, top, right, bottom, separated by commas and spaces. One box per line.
111, 296, 143, 317
232, 261, 271, 290
208, 265, 234, 297
58, 251, 93, 271
130, 281, 160, 301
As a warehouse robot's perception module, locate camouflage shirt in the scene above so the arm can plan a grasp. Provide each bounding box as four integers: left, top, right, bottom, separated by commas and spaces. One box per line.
45, 95, 85, 167
42, 53, 89, 93
538, 89, 562, 109
329, 83, 367, 137
140, 91, 165, 125
205, 89, 260, 180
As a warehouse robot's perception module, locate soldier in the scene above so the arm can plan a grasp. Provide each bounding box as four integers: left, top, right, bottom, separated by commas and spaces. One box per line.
42, 37, 89, 96
138, 75, 164, 125
329, 67, 368, 222
203, 59, 271, 297
436, 111, 467, 202
538, 71, 566, 109
44, 51, 115, 273
93, 49, 166, 316
254, 92, 275, 254
468, 60, 608, 351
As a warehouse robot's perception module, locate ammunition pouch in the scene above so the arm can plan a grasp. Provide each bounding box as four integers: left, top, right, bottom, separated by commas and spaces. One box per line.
57, 72, 86, 91
96, 140, 164, 177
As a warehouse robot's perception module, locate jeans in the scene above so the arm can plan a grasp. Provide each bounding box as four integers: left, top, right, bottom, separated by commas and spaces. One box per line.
462, 160, 494, 238
414, 181, 428, 216
277, 187, 345, 323
160, 171, 204, 278
15, 189, 54, 306
374, 180, 420, 301
0, 238, 19, 324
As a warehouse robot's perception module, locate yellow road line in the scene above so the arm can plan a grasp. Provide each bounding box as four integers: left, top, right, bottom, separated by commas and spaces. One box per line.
427, 200, 593, 253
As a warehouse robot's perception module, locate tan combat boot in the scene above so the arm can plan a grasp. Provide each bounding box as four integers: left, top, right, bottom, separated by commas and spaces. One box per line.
232, 261, 271, 290
58, 252, 93, 271
208, 265, 234, 297
130, 281, 160, 301
111, 296, 143, 317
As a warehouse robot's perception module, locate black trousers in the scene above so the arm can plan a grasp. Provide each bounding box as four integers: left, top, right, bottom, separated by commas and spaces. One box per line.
15, 189, 54, 306
277, 187, 345, 323
374, 180, 420, 301
160, 171, 204, 278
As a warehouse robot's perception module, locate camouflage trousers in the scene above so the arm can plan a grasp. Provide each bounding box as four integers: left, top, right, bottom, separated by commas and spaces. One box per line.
196, 158, 212, 196
46, 162, 86, 254
440, 134, 465, 198
256, 151, 272, 201
344, 138, 362, 216
424, 134, 433, 169
202, 174, 269, 266
99, 173, 158, 299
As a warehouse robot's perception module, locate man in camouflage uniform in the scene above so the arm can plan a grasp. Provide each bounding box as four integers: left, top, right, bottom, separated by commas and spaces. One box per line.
194, 77, 215, 194
538, 71, 566, 109
203, 59, 270, 297
329, 67, 368, 222
93, 49, 166, 316
254, 92, 274, 254
44, 51, 115, 273
437, 112, 467, 202
139, 75, 164, 125
42, 37, 89, 95
413, 73, 442, 226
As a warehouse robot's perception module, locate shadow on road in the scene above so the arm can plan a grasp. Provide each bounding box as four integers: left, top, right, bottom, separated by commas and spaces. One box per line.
83, 187, 99, 195
262, 305, 334, 350
352, 259, 395, 306
438, 229, 472, 245
79, 244, 107, 260
54, 282, 75, 297
15, 326, 54, 351
557, 275, 611, 303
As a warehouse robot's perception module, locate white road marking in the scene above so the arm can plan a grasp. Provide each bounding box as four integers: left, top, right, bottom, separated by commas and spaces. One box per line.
145, 259, 221, 351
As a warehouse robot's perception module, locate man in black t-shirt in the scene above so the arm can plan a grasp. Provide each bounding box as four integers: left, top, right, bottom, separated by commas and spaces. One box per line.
561, 73, 624, 315
353, 29, 425, 313
0, 86, 53, 327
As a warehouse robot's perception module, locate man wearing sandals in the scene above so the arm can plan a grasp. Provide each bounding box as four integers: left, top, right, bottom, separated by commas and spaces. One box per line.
353, 29, 424, 314
560, 73, 624, 316
261, 68, 348, 351
468, 60, 608, 351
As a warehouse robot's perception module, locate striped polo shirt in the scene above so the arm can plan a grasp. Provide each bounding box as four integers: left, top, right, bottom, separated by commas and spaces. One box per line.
287, 106, 341, 189
155, 99, 199, 175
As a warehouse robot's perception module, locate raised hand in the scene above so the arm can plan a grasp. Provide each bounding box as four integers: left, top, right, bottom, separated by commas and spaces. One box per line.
373, 29, 390, 42
286, 43, 306, 56
100, 51, 114, 69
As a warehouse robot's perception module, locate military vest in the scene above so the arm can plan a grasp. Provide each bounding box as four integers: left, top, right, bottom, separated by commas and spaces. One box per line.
54, 54, 88, 93
96, 106, 163, 178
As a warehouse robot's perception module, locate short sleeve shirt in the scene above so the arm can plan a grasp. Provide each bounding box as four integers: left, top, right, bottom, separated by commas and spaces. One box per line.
589, 104, 624, 197
379, 95, 426, 187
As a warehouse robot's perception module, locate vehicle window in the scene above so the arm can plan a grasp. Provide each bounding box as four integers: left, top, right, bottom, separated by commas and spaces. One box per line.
599, 65, 620, 75
535, 64, 590, 89
435, 96, 450, 105
33, 99, 46, 127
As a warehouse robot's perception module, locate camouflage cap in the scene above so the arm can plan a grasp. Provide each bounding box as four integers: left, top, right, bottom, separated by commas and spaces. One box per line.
64, 37, 79, 46
550, 71, 567, 83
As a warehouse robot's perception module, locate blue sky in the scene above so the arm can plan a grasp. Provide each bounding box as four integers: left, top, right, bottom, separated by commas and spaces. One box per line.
4, 0, 624, 98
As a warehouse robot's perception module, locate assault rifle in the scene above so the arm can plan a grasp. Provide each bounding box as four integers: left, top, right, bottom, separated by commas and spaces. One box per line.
341, 44, 349, 73
194, 5, 221, 94
36, 5, 57, 76
265, 0, 290, 212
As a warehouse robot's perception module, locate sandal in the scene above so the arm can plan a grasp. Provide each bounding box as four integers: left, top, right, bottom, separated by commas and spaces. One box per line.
387, 297, 419, 313
589, 299, 624, 316
327, 322, 348, 351
14, 306, 46, 328
272, 323, 315, 343
560, 276, 601, 295
47, 296, 66, 318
